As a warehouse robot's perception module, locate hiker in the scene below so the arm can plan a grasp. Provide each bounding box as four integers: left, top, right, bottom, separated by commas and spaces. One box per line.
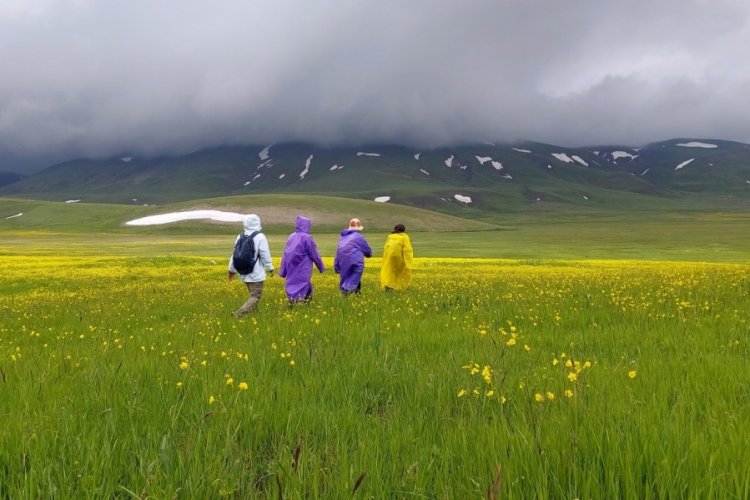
227, 214, 274, 317
380, 224, 414, 291
278, 215, 325, 304
334, 218, 372, 295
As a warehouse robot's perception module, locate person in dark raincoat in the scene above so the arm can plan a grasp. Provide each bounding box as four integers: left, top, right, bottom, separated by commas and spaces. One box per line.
334, 218, 372, 295
278, 215, 325, 303
380, 224, 414, 291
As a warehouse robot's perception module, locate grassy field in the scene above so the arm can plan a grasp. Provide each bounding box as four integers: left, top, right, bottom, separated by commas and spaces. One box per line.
2, 199, 750, 497
3, 195, 750, 262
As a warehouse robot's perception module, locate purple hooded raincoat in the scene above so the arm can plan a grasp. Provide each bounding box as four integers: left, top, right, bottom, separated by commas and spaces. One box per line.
334, 229, 372, 293
278, 216, 325, 301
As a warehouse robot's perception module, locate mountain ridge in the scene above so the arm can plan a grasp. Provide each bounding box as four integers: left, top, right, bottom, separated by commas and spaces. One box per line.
2, 138, 749, 215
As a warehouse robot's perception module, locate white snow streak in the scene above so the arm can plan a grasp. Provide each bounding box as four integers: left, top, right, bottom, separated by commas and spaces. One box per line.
445, 155, 454, 167
611, 151, 638, 161
5, 212, 23, 219
676, 142, 717, 149
258, 144, 273, 160
374, 196, 391, 203
572, 155, 589, 167
454, 194, 472, 204
299, 155, 313, 179
512, 148, 531, 153
475, 156, 492, 165
491, 161, 503, 171
65, 199, 81, 203
674, 158, 695, 170
357, 152, 381, 157
420, 169, 430, 175
126, 210, 246, 226
414, 153, 422, 160
552, 153, 574, 163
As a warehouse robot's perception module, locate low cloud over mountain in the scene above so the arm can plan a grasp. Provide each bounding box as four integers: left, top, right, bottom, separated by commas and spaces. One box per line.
2, 0, 750, 173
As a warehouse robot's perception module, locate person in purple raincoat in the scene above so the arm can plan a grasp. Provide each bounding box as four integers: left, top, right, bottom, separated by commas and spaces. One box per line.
278, 215, 325, 303
334, 218, 372, 295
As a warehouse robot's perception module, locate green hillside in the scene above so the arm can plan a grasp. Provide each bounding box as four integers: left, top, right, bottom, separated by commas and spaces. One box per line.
3, 140, 749, 217
0, 195, 496, 235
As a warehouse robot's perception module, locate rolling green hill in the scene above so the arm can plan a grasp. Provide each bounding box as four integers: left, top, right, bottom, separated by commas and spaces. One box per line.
0, 194, 496, 234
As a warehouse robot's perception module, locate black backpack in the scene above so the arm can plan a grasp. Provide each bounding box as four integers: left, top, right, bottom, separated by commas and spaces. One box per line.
232, 231, 260, 274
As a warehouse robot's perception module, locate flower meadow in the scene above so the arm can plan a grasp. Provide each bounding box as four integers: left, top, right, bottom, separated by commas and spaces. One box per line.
2, 254, 750, 498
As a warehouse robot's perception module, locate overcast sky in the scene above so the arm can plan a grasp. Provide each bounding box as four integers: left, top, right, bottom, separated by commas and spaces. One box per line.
2, 0, 749, 172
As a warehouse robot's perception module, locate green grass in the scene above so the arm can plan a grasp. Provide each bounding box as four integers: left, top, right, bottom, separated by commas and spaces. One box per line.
2, 199, 750, 496
3, 196, 750, 262
1, 253, 749, 498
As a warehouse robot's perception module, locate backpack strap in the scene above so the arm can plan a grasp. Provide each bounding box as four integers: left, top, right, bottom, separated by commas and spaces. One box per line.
249, 230, 260, 257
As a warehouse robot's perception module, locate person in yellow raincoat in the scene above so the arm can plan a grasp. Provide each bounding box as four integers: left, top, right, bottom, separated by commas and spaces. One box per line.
380, 224, 414, 291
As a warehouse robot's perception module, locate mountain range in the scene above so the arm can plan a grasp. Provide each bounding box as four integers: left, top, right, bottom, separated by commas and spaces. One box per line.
2, 138, 749, 216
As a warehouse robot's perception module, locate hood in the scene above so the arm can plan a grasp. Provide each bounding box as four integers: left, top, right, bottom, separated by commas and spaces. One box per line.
295, 215, 311, 234
243, 214, 262, 233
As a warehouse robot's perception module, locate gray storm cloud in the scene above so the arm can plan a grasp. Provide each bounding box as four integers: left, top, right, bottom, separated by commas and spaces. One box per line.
1, 0, 749, 171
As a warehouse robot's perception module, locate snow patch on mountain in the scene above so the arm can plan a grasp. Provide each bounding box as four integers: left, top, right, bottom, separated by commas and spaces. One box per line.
414, 153, 422, 160
491, 161, 503, 171
259, 144, 273, 160
640, 168, 650, 176
475, 156, 492, 165
329, 164, 344, 171
299, 155, 313, 179
513, 148, 532, 153
65, 199, 81, 203
5, 212, 23, 219
674, 158, 695, 171
612, 151, 638, 161
126, 210, 246, 226
374, 196, 390, 202
454, 194, 472, 204
552, 153, 574, 163
572, 155, 589, 167
677, 142, 717, 149
445, 155, 454, 167
420, 169, 430, 176
357, 152, 381, 157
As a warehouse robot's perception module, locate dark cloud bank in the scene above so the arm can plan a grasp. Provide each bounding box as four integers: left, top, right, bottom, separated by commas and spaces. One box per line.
1, 0, 749, 172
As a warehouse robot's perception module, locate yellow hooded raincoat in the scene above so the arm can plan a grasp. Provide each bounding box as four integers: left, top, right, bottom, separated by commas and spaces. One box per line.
380, 232, 414, 290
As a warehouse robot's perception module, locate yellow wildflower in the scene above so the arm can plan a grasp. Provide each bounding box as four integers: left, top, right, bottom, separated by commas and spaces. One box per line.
534, 393, 544, 402
481, 365, 492, 385
628, 370, 637, 379
239, 382, 249, 391
226, 377, 234, 386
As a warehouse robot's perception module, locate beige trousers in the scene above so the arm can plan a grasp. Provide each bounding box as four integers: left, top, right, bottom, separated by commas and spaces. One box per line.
234, 281, 264, 317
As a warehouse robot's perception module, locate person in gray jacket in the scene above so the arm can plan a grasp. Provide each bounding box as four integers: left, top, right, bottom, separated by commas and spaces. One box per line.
228, 214, 274, 317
